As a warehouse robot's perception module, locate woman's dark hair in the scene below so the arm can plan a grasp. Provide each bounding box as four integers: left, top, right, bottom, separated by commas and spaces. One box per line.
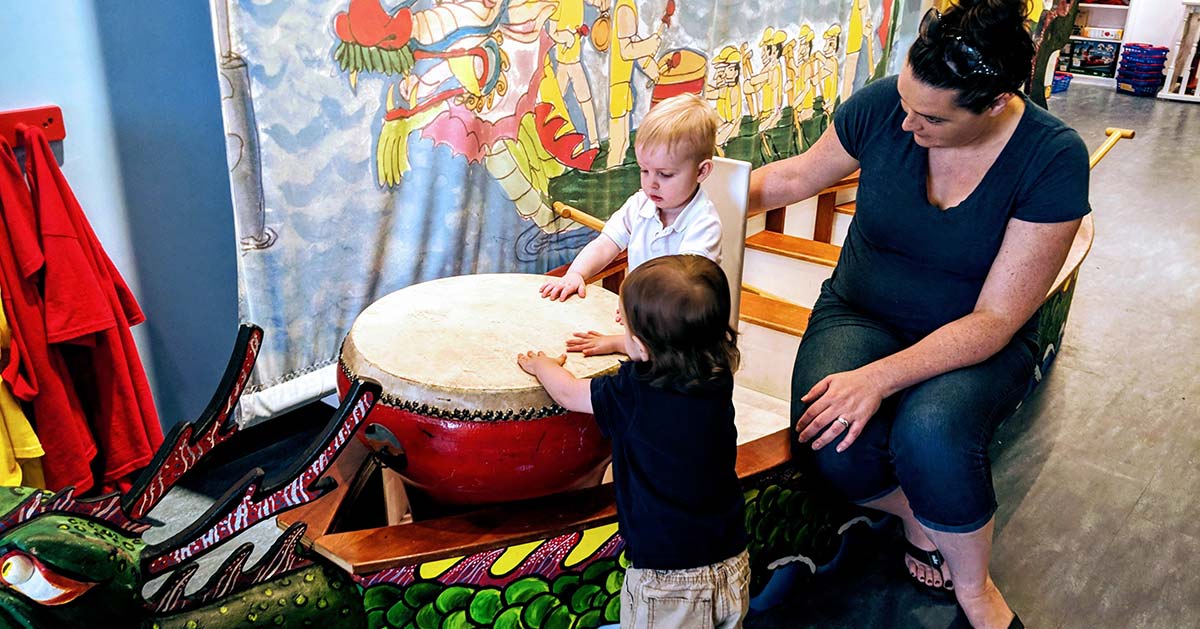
907, 0, 1034, 113
620, 255, 739, 391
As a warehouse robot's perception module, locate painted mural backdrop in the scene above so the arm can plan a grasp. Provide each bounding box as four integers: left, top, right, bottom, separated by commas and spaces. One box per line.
212, 0, 1070, 423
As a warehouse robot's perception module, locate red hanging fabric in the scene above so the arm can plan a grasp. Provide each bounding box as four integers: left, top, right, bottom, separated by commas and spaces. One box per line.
19, 125, 163, 492
0, 138, 98, 492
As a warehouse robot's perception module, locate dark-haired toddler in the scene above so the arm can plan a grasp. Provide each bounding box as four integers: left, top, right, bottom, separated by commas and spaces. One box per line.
518, 254, 749, 628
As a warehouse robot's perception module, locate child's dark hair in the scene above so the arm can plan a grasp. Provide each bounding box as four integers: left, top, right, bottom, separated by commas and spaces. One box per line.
620, 255, 739, 390
907, 0, 1034, 113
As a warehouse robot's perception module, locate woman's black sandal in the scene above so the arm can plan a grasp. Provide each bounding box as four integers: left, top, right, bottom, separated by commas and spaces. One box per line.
903, 540, 955, 595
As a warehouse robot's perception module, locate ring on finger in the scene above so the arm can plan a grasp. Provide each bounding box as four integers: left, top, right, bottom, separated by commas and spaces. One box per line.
836, 416, 850, 429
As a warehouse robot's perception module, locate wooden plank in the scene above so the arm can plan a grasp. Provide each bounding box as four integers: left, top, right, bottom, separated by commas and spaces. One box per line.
735, 429, 792, 479
828, 170, 860, 190
834, 200, 856, 216
1048, 215, 1094, 296
545, 251, 629, 284
313, 485, 619, 574
745, 231, 840, 267
739, 291, 813, 337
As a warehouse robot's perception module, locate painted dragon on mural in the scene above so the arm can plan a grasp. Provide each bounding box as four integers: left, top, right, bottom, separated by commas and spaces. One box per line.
0, 323, 861, 628
327, 0, 915, 229
328, 0, 1079, 228
331, 0, 602, 231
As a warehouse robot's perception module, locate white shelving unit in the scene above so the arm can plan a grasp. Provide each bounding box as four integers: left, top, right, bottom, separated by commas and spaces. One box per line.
1059, 1, 1133, 85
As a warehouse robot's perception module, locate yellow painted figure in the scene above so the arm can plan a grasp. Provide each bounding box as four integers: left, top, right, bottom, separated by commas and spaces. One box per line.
740, 43, 760, 120
792, 25, 820, 124
551, 0, 603, 148
783, 38, 798, 105
841, 0, 877, 101
819, 24, 842, 115
749, 27, 786, 129
607, 0, 661, 168
706, 45, 743, 145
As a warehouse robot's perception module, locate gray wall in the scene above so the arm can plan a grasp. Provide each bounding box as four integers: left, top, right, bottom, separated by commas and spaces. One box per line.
0, 1, 238, 429
93, 0, 239, 428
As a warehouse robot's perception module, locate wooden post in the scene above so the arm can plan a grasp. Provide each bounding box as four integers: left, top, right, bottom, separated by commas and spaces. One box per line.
764, 207, 787, 233
813, 191, 837, 243
382, 468, 412, 526
602, 271, 624, 294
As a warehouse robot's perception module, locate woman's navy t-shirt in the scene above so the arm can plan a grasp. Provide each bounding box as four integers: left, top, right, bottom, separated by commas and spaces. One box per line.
829, 76, 1091, 340
590, 361, 746, 570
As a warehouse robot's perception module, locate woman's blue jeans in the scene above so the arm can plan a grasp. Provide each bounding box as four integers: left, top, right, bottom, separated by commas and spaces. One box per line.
791, 286, 1036, 534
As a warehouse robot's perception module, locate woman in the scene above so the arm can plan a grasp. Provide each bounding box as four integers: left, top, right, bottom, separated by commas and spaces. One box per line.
748, 2, 1090, 628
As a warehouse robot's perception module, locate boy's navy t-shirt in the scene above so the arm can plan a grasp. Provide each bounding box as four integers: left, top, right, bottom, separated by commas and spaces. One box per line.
590, 361, 746, 570
830, 76, 1091, 340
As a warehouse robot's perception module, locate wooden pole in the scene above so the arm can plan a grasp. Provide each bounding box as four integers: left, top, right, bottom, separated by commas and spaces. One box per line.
552, 202, 606, 232
1090, 128, 1136, 169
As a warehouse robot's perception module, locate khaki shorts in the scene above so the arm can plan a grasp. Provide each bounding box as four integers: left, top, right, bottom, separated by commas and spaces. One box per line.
620, 550, 750, 628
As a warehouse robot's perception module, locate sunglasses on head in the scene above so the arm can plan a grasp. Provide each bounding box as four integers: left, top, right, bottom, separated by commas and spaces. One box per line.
919, 8, 1001, 79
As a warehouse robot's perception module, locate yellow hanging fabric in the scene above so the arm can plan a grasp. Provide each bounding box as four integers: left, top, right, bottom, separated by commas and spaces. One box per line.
0, 285, 44, 487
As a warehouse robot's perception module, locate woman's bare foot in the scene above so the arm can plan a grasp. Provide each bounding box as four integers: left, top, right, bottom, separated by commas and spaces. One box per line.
955, 575, 1016, 629
903, 520, 953, 590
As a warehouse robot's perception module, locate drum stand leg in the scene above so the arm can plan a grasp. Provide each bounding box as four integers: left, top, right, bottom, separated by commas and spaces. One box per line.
382, 468, 413, 526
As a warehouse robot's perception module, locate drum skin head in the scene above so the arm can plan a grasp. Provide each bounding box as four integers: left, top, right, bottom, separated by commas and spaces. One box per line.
342, 273, 624, 416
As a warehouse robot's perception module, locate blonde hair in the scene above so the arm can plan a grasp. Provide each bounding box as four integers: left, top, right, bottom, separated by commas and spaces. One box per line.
633, 93, 718, 163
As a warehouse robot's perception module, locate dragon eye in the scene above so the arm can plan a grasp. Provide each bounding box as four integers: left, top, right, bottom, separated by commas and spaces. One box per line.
1, 554, 33, 585
0, 551, 96, 605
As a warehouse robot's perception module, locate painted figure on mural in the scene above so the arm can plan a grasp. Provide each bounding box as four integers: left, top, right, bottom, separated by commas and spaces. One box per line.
790, 25, 820, 125
841, 0, 878, 102
706, 45, 744, 146
550, 0, 605, 150
334, 0, 604, 227
607, 0, 663, 168
818, 24, 843, 116
740, 42, 762, 121
782, 37, 798, 108
748, 27, 787, 130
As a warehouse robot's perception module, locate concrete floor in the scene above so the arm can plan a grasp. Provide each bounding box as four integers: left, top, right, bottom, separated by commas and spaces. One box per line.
746, 86, 1200, 628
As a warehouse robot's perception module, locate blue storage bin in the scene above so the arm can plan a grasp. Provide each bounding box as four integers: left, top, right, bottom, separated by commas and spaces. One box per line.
1051, 72, 1073, 93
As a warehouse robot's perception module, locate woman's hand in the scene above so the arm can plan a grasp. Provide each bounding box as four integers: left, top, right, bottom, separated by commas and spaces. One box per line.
796, 368, 887, 452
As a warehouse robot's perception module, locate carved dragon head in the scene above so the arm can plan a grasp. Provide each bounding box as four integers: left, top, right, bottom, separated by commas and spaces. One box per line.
0, 325, 380, 628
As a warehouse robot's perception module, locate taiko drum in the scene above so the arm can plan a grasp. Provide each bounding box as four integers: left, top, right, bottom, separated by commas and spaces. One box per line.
337, 273, 624, 505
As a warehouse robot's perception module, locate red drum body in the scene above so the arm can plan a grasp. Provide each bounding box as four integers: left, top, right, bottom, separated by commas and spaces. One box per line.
339, 274, 625, 506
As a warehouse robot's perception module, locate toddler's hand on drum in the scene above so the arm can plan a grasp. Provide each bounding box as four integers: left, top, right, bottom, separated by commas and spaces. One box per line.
540, 272, 586, 301
566, 331, 623, 356
517, 350, 568, 376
